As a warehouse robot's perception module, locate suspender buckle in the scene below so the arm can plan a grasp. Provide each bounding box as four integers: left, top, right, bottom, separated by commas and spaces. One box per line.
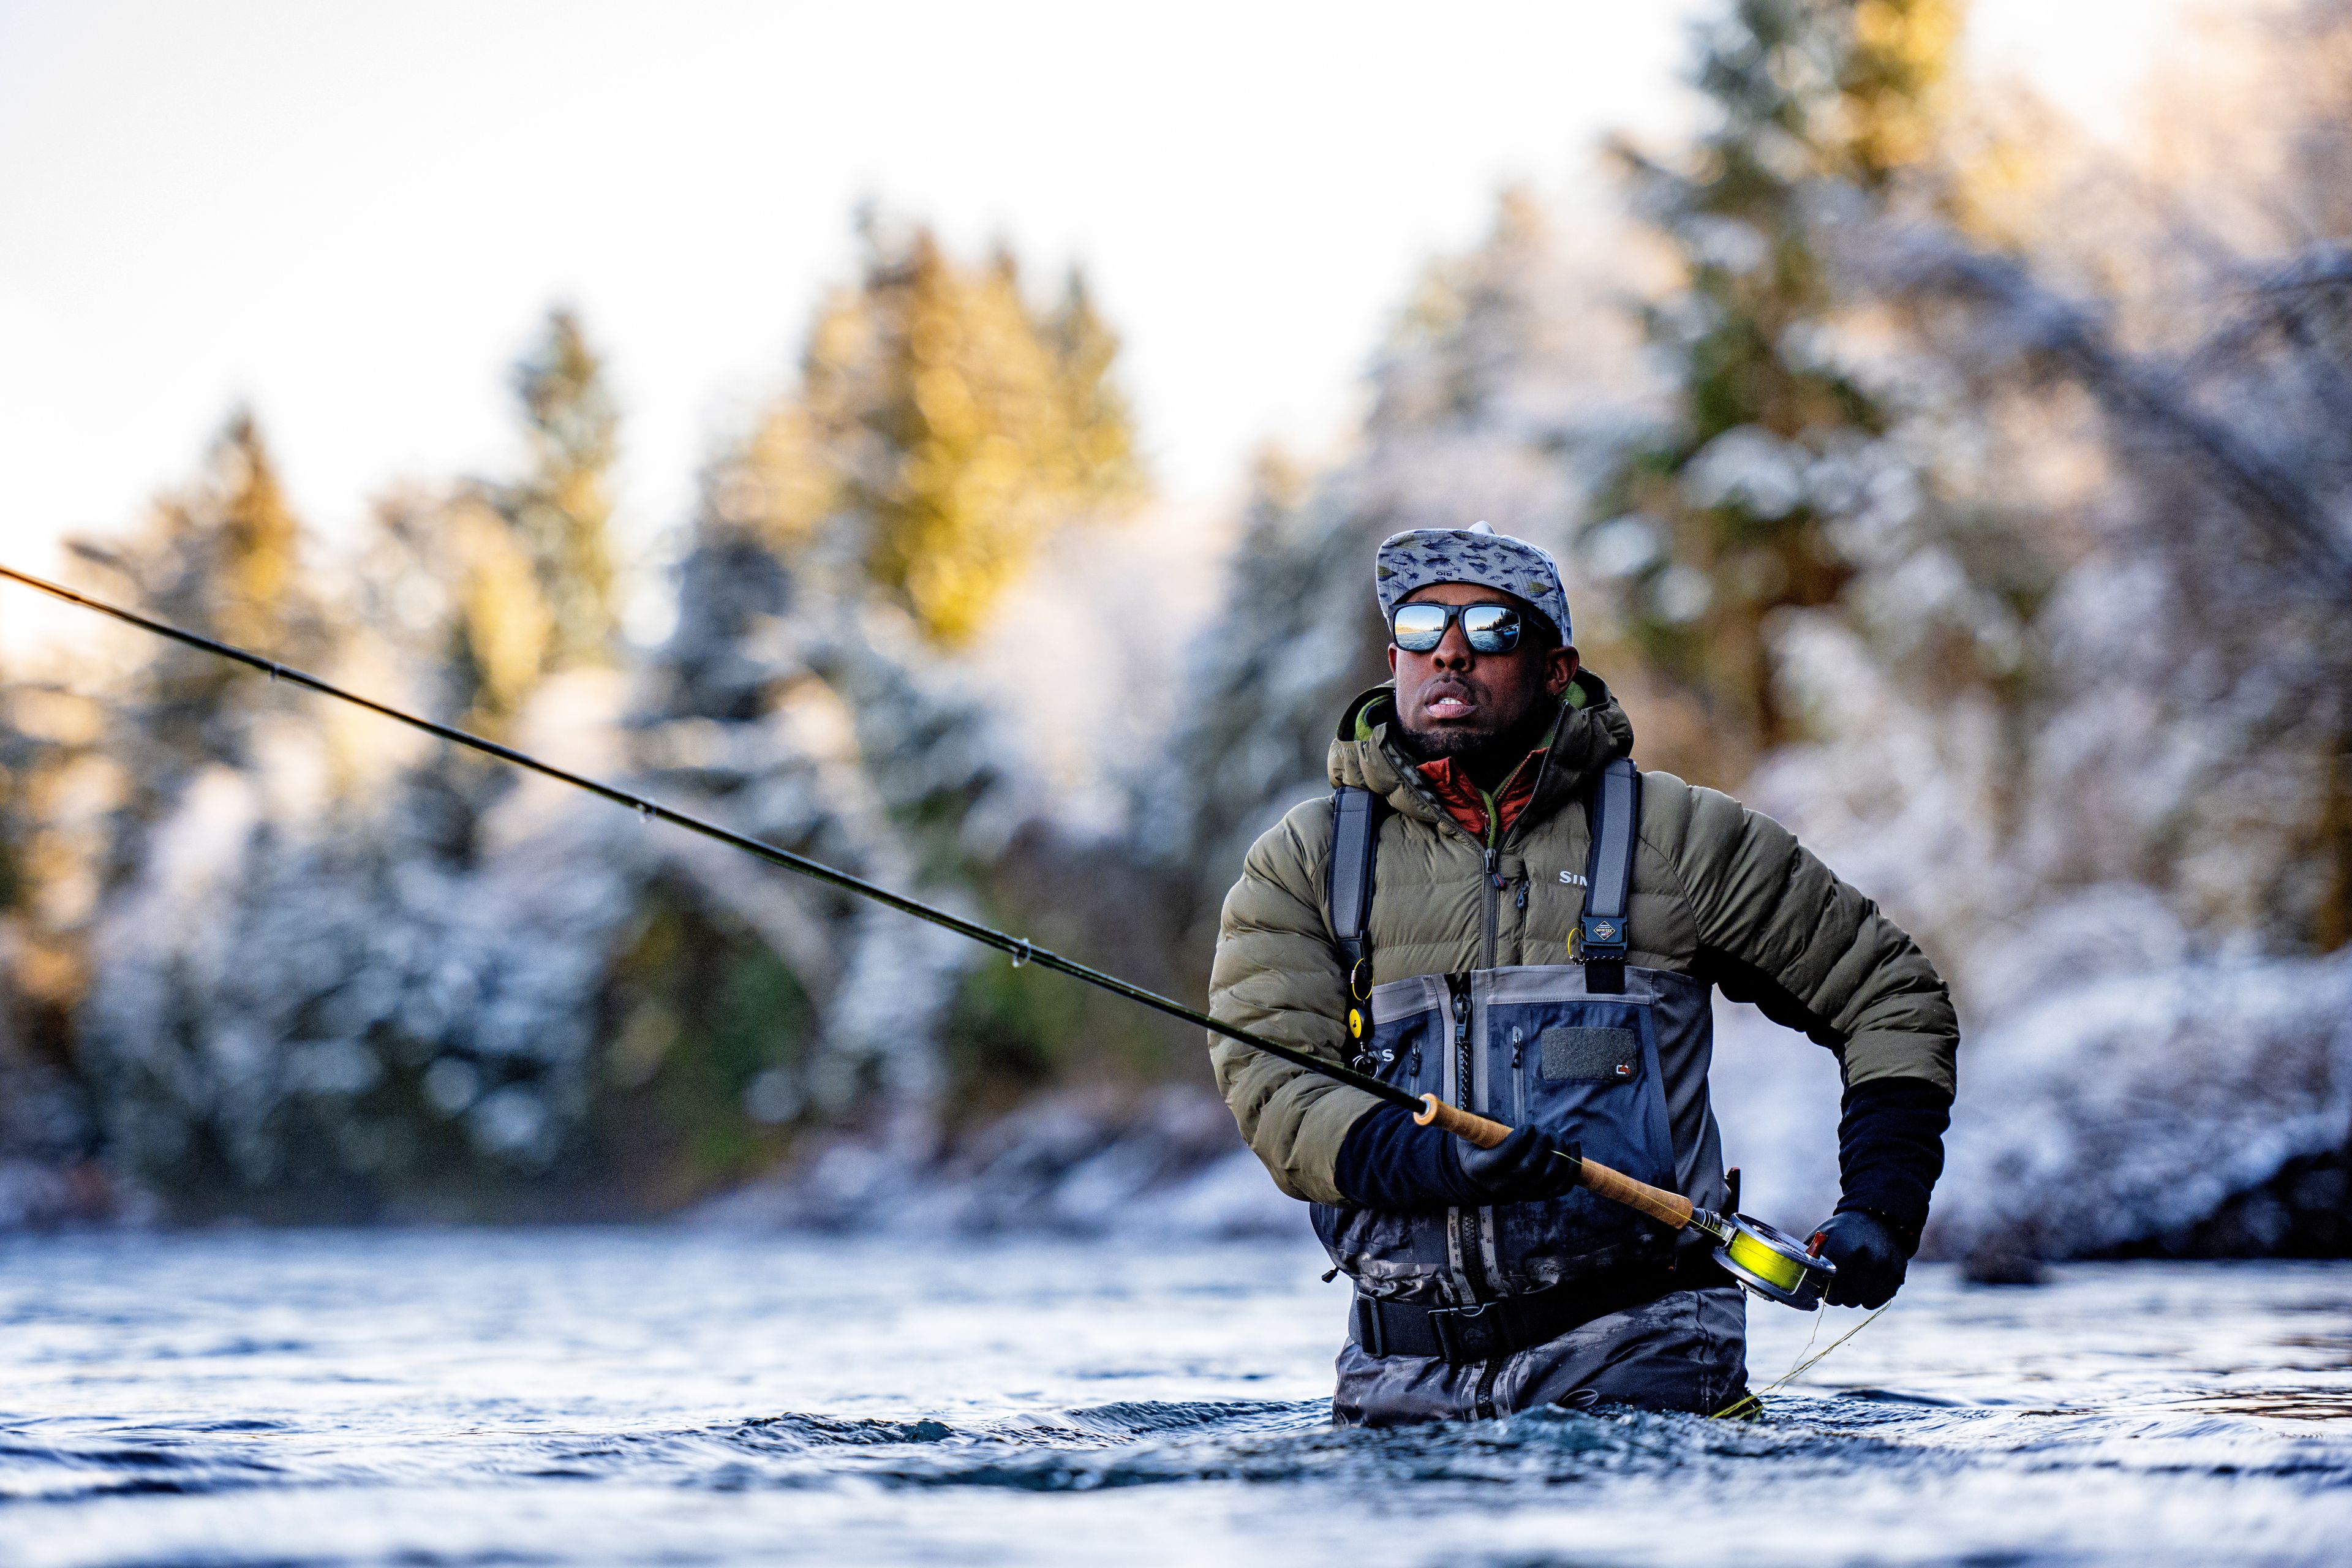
1578, 913, 1627, 959
1581, 909, 1628, 993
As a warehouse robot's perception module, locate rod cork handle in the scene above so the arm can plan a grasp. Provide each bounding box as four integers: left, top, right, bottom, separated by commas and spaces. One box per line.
1574, 1156, 1695, 1230
1414, 1093, 1511, 1149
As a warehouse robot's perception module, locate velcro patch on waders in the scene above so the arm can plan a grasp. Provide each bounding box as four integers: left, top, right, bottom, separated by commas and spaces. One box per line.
1539, 1025, 1639, 1082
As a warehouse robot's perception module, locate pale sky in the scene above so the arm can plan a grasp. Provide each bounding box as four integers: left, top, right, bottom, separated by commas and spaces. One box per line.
0, 0, 2203, 634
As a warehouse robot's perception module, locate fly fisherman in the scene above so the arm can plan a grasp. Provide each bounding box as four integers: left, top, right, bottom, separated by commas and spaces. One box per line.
1208, 522, 1959, 1425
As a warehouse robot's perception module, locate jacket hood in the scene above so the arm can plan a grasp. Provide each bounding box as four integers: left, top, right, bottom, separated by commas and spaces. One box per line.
1327, 668, 1634, 832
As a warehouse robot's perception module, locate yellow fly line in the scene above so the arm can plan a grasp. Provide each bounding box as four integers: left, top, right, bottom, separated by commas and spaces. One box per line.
1724, 1224, 1814, 1295
1711, 1305, 1892, 1421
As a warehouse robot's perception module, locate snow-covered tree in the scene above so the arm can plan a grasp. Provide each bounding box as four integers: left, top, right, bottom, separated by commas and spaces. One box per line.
1588, 0, 1972, 771
508, 307, 622, 671
618, 219, 1163, 1134
66, 413, 331, 827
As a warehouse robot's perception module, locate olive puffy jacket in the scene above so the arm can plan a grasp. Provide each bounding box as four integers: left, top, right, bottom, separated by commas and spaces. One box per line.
1207, 673, 1959, 1206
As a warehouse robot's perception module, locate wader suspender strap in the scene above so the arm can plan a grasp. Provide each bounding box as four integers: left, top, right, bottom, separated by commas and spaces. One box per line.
1580, 757, 1640, 994
1327, 785, 1384, 1054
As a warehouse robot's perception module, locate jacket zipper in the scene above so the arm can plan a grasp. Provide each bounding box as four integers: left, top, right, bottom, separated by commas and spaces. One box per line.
1383, 766, 1509, 969
1446, 971, 1489, 1306
1482, 846, 1501, 968
1475, 755, 1523, 968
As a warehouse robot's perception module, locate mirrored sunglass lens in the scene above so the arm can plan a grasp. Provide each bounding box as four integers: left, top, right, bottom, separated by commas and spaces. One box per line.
1392, 605, 1448, 649
1462, 606, 1521, 649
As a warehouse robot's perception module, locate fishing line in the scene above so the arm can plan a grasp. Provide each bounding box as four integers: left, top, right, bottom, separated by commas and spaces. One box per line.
1710, 1305, 1891, 1420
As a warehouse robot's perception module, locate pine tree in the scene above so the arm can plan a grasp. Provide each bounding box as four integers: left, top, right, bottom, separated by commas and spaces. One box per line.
1041, 269, 1143, 508
355, 309, 624, 743
508, 308, 620, 669
1591, 0, 1965, 765
70, 410, 326, 790
625, 217, 1147, 1150
0, 674, 101, 1196
733, 219, 1140, 645
205, 412, 308, 654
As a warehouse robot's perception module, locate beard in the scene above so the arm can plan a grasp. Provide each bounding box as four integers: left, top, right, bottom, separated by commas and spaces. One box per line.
1395, 694, 1559, 769
1396, 718, 1506, 761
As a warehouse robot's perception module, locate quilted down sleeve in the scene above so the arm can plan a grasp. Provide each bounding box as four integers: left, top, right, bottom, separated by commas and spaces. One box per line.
1649, 779, 1959, 1097
1207, 800, 1385, 1204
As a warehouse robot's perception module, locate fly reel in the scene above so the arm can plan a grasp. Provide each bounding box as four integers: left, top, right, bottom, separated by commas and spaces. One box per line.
1708, 1213, 1834, 1311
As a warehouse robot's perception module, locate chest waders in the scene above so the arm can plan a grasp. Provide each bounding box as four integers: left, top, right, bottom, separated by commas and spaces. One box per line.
1315, 758, 1828, 1388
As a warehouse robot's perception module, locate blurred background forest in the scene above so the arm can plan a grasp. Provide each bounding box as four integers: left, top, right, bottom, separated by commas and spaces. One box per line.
3, 0, 2350, 1273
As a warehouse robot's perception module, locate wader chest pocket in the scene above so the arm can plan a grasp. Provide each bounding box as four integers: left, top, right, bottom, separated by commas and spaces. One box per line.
1539, 1025, 1638, 1082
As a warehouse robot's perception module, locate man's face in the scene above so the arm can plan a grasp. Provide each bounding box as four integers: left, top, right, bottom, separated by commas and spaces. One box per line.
1386, 581, 1578, 758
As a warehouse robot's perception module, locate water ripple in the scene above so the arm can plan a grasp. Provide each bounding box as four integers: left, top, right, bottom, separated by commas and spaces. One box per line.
2, 1234, 2349, 1567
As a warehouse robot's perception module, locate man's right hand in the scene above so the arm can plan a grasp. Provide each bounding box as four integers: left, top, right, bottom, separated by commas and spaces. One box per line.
1455, 1126, 1582, 1205
1811, 1210, 1912, 1308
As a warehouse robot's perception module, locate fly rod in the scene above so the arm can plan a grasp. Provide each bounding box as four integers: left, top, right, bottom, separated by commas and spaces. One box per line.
0, 560, 1830, 1308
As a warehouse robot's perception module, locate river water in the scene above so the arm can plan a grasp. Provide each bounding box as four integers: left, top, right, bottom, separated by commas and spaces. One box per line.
2, 1229, 2348, 1567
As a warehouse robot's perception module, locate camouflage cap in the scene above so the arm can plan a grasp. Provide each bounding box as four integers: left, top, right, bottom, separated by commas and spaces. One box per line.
1374, 521, 1572, 644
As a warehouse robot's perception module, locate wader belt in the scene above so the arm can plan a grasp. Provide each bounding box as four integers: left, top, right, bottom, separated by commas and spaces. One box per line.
1349, 1238, 1730, 1363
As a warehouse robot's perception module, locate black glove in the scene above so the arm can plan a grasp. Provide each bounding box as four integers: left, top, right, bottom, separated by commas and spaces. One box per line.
1455, 1126, 1583, 1205
1812, 1209, 1912, 1308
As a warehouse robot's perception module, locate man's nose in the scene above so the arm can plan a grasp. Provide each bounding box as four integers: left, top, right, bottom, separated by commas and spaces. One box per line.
1432, 621, 1476, 666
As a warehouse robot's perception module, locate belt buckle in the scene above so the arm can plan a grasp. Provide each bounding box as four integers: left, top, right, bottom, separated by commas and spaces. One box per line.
1428, 1300, 1498, 1362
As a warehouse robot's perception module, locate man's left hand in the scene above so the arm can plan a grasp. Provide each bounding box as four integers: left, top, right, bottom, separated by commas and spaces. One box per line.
1811, 1210, 1911, 1308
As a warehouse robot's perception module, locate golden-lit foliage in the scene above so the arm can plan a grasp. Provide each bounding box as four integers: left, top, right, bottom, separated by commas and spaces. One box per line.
119, 411, 315, 662
511, 309, 620, 669
204, 413, 307, 654
1039, 271, 1140, 493
0, 686, 110, 1013
1939, 85, 2085, 252
70, 410, 330, 775
1833, 0, 1966, 186
451, 497, 557, 728
715, 223, 1142, 646
365, 491, 552, 738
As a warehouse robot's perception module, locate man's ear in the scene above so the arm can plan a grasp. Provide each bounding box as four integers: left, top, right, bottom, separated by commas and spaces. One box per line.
1545, 645, 1578, 699
1386, 644, 1400, 678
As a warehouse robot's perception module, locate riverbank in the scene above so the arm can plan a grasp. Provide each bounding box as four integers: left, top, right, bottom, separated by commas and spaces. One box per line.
690, 1084, 1302, 1240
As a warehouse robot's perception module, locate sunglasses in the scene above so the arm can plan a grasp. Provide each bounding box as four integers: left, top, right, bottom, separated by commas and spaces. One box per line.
1389, 600, 1525, 654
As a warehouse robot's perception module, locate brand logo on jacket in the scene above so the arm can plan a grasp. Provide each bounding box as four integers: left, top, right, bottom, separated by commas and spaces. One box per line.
1558, 870, 1587, 887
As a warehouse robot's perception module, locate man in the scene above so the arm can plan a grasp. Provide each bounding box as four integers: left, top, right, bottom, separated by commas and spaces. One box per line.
1208, 522, 1956, 1425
